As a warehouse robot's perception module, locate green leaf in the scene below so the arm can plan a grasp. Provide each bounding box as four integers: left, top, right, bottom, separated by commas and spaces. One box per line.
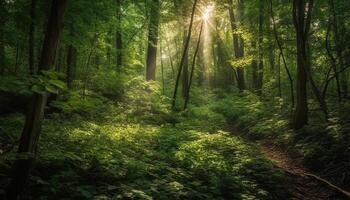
45, 85, 59, 94
49, 79, 66, 89
31, 84, 46, 94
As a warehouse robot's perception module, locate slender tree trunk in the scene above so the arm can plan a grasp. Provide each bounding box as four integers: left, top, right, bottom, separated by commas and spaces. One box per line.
146, 0, 160, 81
66, 45, 77, 88
14, 43, 20, 75
184, 21, 203, 110
6, 1, 68, 199
278, 53, 282, 97
292, 0, 313, 129
29, 0, 37, 75
165, 35, 175, 78
324, 16, 341, 101
251, 41, 258, 91
229, 0, 245, 91
0, 1, 6, 75
270, 0, 294, 107
159, 40, 165, 94
257, 0, 264, 95
116, 0, 122, 70
182, 28, 189, 98
330, 0, 347, 98
171, 0, 198, 110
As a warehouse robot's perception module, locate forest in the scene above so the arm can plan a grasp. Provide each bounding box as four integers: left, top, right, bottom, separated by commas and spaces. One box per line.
0, 0, 350, 199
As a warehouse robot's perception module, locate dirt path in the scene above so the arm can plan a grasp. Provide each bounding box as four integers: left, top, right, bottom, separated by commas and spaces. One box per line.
260, 144, 350, 200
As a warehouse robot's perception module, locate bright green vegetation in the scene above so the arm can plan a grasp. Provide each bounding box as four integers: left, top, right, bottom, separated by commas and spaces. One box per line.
1, 82, 285, 199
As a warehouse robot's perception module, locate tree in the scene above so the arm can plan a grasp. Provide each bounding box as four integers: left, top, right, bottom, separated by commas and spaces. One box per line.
146, 0, 160, 81
116, 0, 123, 70
171, 0, 198, 110
292, 0, 314, 129
0, 1, 7, 75
29, 0, 37, 75
229, 0, 246, 92
6, 0, 68, 198
66, 44, 77, 88
184, 21, 204, 109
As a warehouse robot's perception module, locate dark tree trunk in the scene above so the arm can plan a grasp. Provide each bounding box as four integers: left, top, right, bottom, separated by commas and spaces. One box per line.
6, 0, 68, 199
182, 28, 189, 98
330, 0, 347, 98
229, 0, 245, 91
325, 15, 341, 101
171, 0, 198, 110
184, 21, 203, 110
257, 0, 264, 95
270, 0, 294, 107
29, 0, 37, 75
116, 0, 122, 70
251, 41, 259, 91
159, 40, 165, 93
292, 0, 313, 129
0, 1, 6, 75
66, 45, 77, 88
146, 0, 160, 81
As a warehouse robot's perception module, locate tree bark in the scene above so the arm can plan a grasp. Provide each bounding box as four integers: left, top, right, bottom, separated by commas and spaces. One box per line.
330, 0, 347, 98
29, 0, 37, 75
292, 0, 313, 129
159, 40, 165, 93
171, 0, 198, 110
0, 1, 6, 75
6, 0, 68, 198
229, 0, 245, 91
66, 45, 77, 88
270, 0, 294, 107
257, 0, 264, 95
146, 0, 160, 81
184, 21, 203, 110
116, 0, 123, 70
182, 28, 189, 98
251, 41, 259, 91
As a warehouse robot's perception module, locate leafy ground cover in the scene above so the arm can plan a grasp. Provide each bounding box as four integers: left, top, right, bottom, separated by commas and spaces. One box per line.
0, 80, 286, 200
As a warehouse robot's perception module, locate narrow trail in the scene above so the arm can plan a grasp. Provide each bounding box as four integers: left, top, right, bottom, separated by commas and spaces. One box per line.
228, 125, 350, 200
260, 144, 350, 200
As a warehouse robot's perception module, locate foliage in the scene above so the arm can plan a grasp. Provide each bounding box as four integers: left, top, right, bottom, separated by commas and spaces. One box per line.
0, 88, 286, 199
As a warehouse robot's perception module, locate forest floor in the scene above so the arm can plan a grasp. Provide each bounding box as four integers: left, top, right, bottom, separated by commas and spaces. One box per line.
259, 144, 349, 200
227, 122, 350, 200
1, 87, 350, 199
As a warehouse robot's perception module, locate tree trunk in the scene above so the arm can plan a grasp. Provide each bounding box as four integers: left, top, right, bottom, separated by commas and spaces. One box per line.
251, 41, 259, 91
325, 13, 341, 101
270, 0, 294, 107
0, 1, 6, 75
182, 28, 189, 98
159, 40, 165, 93
229, 0, 245, 91
330, 0, 348, 98
6, 0, 68, 198
171, 0, 198, 110
29, 0, 37, 75
292, 0, 313, 129
146, 0, 160, 81
184, 21, 203, 110
116, 0, 122, 70
66, 45, 77, 88
165, 35, 175, 78
257, 0, 264, 95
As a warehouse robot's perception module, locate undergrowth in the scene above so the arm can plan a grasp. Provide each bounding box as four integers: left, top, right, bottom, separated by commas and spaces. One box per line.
211, 91, 350, 189
0, 79, 286, 200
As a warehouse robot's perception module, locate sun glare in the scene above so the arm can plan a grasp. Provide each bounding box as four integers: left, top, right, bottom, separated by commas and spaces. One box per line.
202, 6, 214, 21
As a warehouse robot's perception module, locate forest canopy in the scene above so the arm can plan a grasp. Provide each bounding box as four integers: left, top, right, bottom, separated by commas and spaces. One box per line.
0, 0, 350, 199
